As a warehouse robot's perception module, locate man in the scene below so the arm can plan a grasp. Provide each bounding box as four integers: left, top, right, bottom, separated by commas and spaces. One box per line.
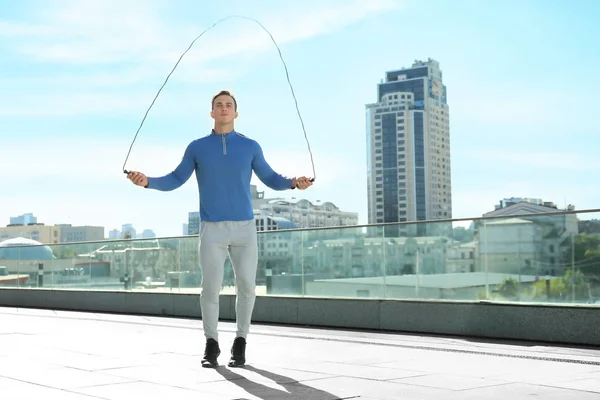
127, 90, 312, 368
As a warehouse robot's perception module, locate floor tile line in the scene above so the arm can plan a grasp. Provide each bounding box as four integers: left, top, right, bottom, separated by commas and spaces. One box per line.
3, 308, 600, 367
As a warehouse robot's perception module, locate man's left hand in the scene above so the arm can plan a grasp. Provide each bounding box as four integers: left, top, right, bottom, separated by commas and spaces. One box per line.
293, 176, 313, 190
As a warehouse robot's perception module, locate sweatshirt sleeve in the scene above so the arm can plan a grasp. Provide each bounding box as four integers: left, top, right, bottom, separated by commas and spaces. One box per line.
146, 141, 197, 191
251, 141, 294, 191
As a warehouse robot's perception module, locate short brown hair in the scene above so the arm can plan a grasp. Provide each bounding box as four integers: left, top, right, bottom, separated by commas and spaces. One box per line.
212, 90, 237, 111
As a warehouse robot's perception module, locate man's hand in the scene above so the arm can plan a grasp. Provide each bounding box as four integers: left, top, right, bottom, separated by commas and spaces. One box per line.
292, 176, 313, 190
127, 171, 149, 187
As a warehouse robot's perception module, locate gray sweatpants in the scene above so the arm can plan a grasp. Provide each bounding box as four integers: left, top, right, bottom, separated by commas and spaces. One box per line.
198, 220, 258, 342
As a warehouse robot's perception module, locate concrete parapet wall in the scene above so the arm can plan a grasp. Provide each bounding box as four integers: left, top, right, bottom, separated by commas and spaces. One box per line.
1, 288, 598, 346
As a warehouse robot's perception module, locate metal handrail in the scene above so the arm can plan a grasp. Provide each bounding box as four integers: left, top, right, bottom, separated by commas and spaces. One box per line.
1, 208, 599, 249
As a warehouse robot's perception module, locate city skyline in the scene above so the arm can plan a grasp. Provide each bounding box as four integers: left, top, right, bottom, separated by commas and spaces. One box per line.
4, 181, 360, 240
1, 0, 599, 237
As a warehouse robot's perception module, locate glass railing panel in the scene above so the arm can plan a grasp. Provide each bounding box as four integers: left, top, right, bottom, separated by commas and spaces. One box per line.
297, 225, 387, 299
479, 210, 600, 306
0, 246, 29, 288
259, 228, 304, 296
0, 237, 188, 292
380, 218, 477, 301
167, 235, 200, 293
0, 209, 598, 307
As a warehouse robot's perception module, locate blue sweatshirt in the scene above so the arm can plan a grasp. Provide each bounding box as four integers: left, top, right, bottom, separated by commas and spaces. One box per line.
146, 130, 294, 222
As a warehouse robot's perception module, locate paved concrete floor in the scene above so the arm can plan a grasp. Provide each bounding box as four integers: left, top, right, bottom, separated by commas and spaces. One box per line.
0, 306, 599, 399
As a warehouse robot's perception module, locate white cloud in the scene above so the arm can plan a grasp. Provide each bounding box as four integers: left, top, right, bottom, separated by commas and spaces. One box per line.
13, 0, 402, 65
8, 0, 170, 64
3, 0, 403, 66
450, 82, 598, 133
176, 0, 405, 65
0, 136, 364, 235
451, 181, 534, 219
0, 86, 215, 116
0, 92, 144, 117
251, 148, 362, 186
0, 0, 394, 234
0, 21, 57, 36
1, 136, 358, 184
3, 136, 595, 238
0, 137, 183, 180
451, 177, 600, 222
469, 150, 599, 172
36, 0, 400, 64
0, 0, 403, 117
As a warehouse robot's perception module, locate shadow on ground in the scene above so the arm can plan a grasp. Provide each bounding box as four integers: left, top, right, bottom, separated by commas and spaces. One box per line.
214, 365, 351, 400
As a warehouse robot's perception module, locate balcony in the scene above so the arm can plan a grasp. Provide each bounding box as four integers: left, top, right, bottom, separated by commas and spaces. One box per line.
1, 209, 600, 398
2, 306, 600, 399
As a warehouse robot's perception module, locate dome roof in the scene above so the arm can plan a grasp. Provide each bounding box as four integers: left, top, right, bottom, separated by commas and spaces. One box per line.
0, 237, 44, 246
267, 216, 297, 230
0, 237, 55, 261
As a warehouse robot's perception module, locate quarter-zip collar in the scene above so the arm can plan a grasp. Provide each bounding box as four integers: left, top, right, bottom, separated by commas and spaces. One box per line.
210, 129, 235, 136
211, 129, 235, 155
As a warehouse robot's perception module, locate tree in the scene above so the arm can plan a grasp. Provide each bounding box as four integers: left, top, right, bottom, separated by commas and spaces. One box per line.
580, 249, 600, 282
570, 234, 600, 281
401, 263, 414, 275
529, 269, 589, 301
477, 277, 520, 301
497, 277, 519, 299
579, 219, 600, 234
54, 247, 77, 259
573, 234, 600, 260
452, 227, 473, 243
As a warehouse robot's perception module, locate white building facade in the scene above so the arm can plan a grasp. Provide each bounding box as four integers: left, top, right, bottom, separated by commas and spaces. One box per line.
254, 198, 358, 229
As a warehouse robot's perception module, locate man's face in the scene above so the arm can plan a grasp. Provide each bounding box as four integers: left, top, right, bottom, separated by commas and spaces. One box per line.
211, 95, 238, 124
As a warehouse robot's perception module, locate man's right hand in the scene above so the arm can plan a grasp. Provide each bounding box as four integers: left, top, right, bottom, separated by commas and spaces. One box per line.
127, 171, 149, 187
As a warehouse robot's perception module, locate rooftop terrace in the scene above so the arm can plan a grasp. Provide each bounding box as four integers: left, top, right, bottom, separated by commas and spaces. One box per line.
1, 209, 600, 398
2, 307, 600, 400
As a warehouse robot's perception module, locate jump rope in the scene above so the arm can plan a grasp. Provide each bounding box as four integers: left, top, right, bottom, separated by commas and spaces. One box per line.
122, 15, 316, 183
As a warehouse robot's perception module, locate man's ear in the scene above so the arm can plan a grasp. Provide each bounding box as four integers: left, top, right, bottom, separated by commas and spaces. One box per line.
234, 111, 239, 119
210, 110, 214, 119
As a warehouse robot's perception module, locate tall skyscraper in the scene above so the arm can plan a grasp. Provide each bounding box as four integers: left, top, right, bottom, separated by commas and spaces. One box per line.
188, 212, 200, 235
140, 229, 156, 238
121, 224, 136, 239
366, 58, 452, 236
9, 213, 37, 226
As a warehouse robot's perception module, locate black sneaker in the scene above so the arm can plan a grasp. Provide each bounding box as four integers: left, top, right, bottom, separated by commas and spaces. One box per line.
201, 338, 220, 368
228, 337, 246, 367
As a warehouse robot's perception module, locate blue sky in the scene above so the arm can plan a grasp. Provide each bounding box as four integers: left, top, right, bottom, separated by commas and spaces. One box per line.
1, 0, 599, 237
